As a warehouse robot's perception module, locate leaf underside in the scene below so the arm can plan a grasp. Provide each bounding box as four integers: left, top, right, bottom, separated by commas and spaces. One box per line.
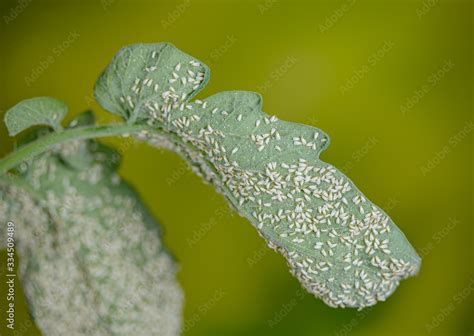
0, 114, 182, 336
4, 97, 67, 136
95, 43, 421, 309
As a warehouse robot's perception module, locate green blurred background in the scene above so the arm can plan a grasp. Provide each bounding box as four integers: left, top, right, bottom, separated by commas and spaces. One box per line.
0, 0, 472, 335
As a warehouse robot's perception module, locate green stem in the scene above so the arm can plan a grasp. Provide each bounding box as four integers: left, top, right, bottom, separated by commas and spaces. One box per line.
0, 123, 153, 174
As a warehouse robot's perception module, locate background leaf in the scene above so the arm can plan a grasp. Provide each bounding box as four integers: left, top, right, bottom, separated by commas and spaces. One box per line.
4, 97, 67, 136
0, 113, 183, 336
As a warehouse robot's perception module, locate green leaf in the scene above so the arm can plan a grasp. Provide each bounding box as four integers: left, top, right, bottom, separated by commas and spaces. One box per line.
0, 115, 182, 335
94, 42, 209, 123
4, 97, 68, 136
97, 44, 421, 309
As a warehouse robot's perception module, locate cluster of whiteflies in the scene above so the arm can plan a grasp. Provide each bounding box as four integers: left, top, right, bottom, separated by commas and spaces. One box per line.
0, 127, 182, 336
95, 43, 421, 309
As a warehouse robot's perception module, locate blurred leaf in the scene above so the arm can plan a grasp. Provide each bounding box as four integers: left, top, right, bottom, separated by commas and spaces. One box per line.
0, 112, 183, 335
4, 97, 67, 136
97, 44, 421, 309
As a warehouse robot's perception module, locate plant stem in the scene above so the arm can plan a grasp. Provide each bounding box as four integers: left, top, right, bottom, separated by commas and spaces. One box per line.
0, 123, 153, 174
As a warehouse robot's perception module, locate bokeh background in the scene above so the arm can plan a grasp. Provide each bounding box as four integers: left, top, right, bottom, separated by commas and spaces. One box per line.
0, 0, 472, 335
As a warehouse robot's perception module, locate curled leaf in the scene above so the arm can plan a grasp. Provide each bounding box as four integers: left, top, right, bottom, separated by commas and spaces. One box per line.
4, 97, 67, 136
96, 44, 421, 309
